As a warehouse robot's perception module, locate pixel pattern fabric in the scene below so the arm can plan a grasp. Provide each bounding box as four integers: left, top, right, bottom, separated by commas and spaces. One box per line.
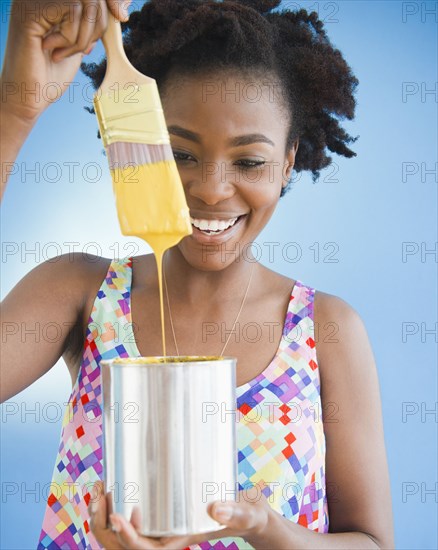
38, 258, 329, 549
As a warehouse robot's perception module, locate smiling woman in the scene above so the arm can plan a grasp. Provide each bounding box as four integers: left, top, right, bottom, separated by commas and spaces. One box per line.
1, 0, 394, 549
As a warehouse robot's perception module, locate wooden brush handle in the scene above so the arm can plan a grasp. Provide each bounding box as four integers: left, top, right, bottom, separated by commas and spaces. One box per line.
101, 12, 127, 69
99, 12, 154, 92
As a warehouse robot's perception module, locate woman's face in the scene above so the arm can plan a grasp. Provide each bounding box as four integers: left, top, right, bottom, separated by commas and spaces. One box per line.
162, 71, 298, 272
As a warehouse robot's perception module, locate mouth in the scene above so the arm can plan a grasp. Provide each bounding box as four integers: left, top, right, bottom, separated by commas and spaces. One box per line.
189, 214, 248, 243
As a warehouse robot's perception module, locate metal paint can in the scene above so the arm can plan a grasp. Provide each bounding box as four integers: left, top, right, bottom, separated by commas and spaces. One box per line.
101, 355, 238, 536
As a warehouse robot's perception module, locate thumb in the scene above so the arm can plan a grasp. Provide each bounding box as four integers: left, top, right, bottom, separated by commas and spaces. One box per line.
107, 0, 132, 22
208, 487, 270, 534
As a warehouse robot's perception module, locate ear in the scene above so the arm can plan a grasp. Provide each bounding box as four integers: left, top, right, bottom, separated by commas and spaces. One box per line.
282, 138, 299, 188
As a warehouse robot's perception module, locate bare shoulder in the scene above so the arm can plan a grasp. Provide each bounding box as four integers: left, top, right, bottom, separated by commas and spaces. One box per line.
313, 288, 375, 409
45, 253, 113, 354
4, 252, 112, 307
21, 251, 112, 283
24, 253, 113, 329
313, 288, 362, 324
68, 252, 113, 284
0, 253, 113, 402
312, 288, 381, 398
57, 251, 112, 275
41, 250, 112, 321
256, 263, 296, 296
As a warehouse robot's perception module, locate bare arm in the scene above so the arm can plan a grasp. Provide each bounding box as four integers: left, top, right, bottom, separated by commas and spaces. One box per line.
0, 109, 37, 198
1, 250, 115, 405
0, 253, 89, 403
1, 0, 132, 392
0, 0, 131, 200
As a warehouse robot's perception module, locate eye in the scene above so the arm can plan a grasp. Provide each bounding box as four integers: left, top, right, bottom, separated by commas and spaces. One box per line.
173, 152, 195, 163
236, 160, 266, 169
172, 152, 266, 169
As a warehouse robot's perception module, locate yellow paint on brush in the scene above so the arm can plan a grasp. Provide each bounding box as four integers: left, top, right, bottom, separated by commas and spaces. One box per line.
94, 77, 192, 358
110, 160, 192, 357
94, 82, 171, 147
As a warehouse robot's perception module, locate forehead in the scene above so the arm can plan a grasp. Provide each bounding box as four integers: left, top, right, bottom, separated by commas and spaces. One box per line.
161, 72, 290, 139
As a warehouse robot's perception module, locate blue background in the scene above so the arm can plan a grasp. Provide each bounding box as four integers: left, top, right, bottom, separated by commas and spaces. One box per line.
1, 1, 437, 548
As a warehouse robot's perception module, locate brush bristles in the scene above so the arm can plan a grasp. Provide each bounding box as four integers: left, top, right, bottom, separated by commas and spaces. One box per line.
106, 142, 174, 170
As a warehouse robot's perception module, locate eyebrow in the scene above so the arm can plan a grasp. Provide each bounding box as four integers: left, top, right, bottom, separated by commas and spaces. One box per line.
167, 125, 275, 147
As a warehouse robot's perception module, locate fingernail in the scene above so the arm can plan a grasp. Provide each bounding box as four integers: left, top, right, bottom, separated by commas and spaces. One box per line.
215, 504, 233, 520
122, 0, 130, 20
90, 501, 98, 515
84, 42, 96, 55
109, 514, 121, 532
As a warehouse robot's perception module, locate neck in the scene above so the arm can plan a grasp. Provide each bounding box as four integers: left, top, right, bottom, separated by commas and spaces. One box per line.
162, 246, 258, 307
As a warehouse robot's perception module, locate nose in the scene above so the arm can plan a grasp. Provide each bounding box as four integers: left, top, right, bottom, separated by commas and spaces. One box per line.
186, 160, 236, 205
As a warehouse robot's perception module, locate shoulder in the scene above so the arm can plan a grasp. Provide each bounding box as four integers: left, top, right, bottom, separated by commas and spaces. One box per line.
12, 252, 113, 301
313, 287, 361, 324
47, 253, 112, 367
61, 252, 117, 310
312, 288, 376, 398
28, 251, 112, 276
45, 253, 113, 352
255, 263, 297, 299
40, 252, 113, 293
313, 288, 367, 351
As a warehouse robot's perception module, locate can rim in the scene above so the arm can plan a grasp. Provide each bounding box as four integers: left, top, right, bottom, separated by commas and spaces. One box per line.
100, 355, 237, 366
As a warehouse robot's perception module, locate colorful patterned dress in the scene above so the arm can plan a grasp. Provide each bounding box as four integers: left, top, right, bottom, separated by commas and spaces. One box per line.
38, 257, 329, 549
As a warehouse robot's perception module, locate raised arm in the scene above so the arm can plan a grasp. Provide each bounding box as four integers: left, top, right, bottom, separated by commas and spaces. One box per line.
1, 0, 132, 396
0, 0, 131, 200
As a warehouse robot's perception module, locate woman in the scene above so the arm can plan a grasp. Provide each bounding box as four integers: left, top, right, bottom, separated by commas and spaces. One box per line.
1, 0, 394, 548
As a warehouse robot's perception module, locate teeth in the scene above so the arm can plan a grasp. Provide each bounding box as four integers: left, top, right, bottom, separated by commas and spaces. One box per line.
190, 217, 238, 232
217, 220, 227, 230
199, 220, 209, 230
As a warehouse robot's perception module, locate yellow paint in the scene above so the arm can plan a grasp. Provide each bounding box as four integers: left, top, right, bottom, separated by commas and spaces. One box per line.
110, 160, 192, 357
112, 356, 222, 365
94, 81, 193, 357
93, 82, 171, 147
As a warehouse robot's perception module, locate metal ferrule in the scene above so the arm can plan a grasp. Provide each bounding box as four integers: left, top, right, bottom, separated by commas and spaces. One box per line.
94, 81, 171, 147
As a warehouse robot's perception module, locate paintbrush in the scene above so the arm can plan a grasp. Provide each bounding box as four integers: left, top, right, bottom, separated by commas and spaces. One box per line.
93, 13, 192, 356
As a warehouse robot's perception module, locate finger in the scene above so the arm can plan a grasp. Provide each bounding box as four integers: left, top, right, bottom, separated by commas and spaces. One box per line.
110, 515, 194, 550
41, 2, 82, 57
130, 505, 143, 531
50, 0, 99, 61
88, 481, 122, 548
71, 0, 101, 54
41, 23, 79, 53
83, 40, 98, 55
110, 513, 159, 549
106, 0, 131, 22
152, 493, 264, 548
207, 488, 270, 538
88, 481, 106, 526
67, 0, 107, 57
91, 0, 109, 42
68, 0, 106, 56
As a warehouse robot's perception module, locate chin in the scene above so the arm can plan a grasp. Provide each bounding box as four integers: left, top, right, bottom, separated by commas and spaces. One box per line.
177, 241, 241, 272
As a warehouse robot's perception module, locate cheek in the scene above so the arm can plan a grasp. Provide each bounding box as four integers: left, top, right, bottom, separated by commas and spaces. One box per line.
241, 163, 286, 207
